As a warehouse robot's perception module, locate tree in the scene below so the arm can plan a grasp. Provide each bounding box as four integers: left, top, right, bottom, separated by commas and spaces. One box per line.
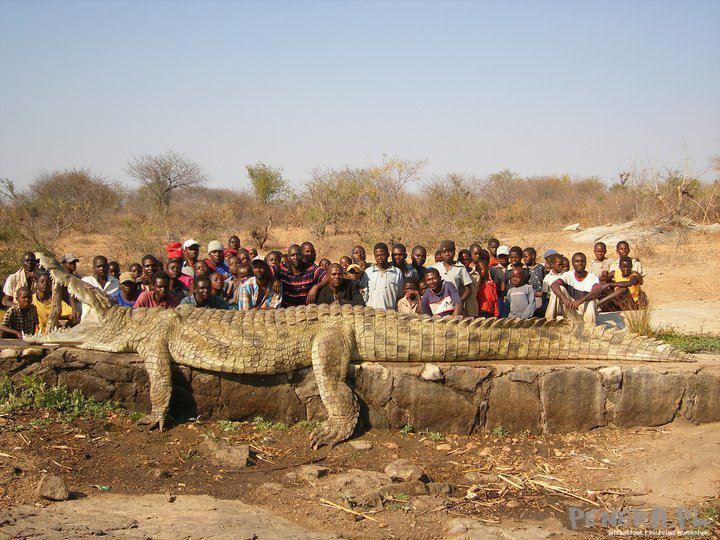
125, 150, 208, 215
246, 162, 288, 205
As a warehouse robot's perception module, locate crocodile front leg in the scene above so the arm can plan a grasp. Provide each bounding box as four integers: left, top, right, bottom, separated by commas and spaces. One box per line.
310, 324, 359, 449
136, 334, 173, 431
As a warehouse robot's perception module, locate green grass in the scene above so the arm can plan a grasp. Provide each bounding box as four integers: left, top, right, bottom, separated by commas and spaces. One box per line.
491, 425, 509, 437
294, 419, 322, 432
217, 419, 242, 433
657, 331, 720, 354
0, 375, 121, 421
420, 430, 443, 441
251, 416, 289, 432
400, 423, 414, 435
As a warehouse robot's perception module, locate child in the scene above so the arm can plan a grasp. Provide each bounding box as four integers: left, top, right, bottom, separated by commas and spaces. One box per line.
610, 241, 644, 276
560, 256, 570, 273
434, 249, 443, 263
129, 263, 143, 281
589, 242, 612, 279
599, 256, 646, 310
338, 256, 352, 270
108, 261, 121, 280
0, 287, 39, 338
194, 260, 210, 282
418, 279, 428, 298
506, 267, 536, 319
476, 260, 499, 318
209, 272, 225, 298
421, 268, 462, 317
522, 247, 545, 315
397, 280, 422, 314
541, 254, 564, 314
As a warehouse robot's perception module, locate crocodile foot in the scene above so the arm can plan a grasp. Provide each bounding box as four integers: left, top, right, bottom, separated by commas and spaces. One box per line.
310, 416, 356, 450
137, 413, 165, 432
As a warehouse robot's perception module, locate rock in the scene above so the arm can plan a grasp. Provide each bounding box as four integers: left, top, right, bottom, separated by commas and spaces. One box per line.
60, 372, 114, 402
378, 481, 429, 497
356, 490, 383, 510
298, 465, 330, 480
37, 474, 69, 501
198, 438, 250, 468
348, 440, 373, 451
563, 222, 581, 231
507, 369, 538, 384
355, 363, 393, 406
486, 376, 542, 434
539, 369, 606, 433
689, 372, 720, 423
384, 459, 423, 482
322, 469, 388, 498
392, 374, 478, 434
420, 364, 443, 382
615, 368, 686, 427
428, 482, 454, 496
464, 472, 496, 484
599, 366, 622, 390
478, 447, 492, 457
94, 361, 133, 383
444, 366, 491, 392
218, 375, 304, 423
435, 443, 452, 451
0, 349, 19, 359
506, 500, 520, 508
152, 469, 171, 479
22, 348, 45, 357
384, 442, 399, 450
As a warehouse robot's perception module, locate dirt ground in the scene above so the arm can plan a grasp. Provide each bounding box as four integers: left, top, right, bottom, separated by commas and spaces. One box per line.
1, 410, 718, 538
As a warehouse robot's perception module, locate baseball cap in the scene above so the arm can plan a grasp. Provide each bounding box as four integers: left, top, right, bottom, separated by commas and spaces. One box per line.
182, 239, 200, 249
61, 253, 79, 264
119, 271, 136, 284
496, 245, 510, 256
207, 240, 224, 253
543, 249, 558, 259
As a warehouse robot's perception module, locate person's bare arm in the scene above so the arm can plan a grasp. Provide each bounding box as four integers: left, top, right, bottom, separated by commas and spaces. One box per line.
0, 324, 21, 339
570, 283, 606, 309
2, 295, 13, 309
550, 281, 574, 310
452, 303, 462, 316
459, 284, 471, 302
306, 275, 329, 304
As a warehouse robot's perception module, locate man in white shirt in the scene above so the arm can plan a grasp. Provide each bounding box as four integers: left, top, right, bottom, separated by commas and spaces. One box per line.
546, 252, 603, 324
432, 240, 473, 311
81, 255, 120, 296
2, 251, 38, 308
365, 243, 403, 310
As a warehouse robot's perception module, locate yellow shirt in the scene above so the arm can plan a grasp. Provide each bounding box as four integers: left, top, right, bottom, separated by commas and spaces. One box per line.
32, 295, 72, 333
613, 269, 641, 303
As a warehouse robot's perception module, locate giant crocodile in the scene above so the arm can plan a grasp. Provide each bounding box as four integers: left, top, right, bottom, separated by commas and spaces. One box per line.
24, 254, 688, 448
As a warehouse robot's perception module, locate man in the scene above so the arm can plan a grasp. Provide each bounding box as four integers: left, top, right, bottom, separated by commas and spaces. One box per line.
111, 272, 140, 307
59, 253, 82, 324
238, 259, 282, 310
365, 243, 403, 310
182, 239, 200, 278
315, 263, 364, 306
205, 240, 230, 278
82, 255, 120, 296
276, 244, 326, 307
0, 287, 38, 338
228, 235, 242, 251
61, 253, 80, 276
139, 254, 159, 291
32, 272, 73, 332
133, 271, 180, 309
301, 242, 317, 266
180, 276, 233, 309
391, 243, 419, 284
547, 252, 603, 324
3, 251, 38, 308
410, 246, 427, 281
421, 268, 462, 317
432, 240, 473, 310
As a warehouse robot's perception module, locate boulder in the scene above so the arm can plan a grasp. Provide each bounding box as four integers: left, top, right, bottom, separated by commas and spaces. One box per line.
348, 440, 373, 451
420, 364, 443, 382
0, 349, 19, 359
689, 372, 720, 423
60, 372, 114, 402
486, 376, 542, 434
218, 375, 304, 422
378, 481, 429, 497
539, 369, 606, 433
614, 369, 685, 427
321, 469, 388, 498
444, 366, 491, 392
384, 459, 423, 482
37, 474, 69, 501
355, 363, 393, 406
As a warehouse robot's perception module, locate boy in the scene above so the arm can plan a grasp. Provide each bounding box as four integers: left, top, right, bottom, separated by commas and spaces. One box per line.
599, 256, 645, 310
487, 238, 500, 266
541, 254, 564, 314
108, 261, 121, 280
133, 272, 180, 309
129, 263, 143, 281
609, 241, 644, 276
476, 259, 499, 318
397, 280, 422, 314
1, 287, 39, 338
561, 256, 570, 273
166, 260, 189, 302
506, 267, 536, 319
421, 268, 462, 317
32, 272, 72, 332
410, 246, 427, 281
589, 242, 612, 278
209, 272, 226, 298
522, 247, 545, 315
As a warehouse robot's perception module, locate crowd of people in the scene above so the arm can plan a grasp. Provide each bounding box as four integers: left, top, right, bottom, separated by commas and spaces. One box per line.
0, 236, 646, 338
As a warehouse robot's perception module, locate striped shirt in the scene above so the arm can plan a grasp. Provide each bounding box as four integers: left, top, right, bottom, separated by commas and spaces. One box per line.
2, 304, 39, 335
276, 264, 326, 307
238, 277, 283, 310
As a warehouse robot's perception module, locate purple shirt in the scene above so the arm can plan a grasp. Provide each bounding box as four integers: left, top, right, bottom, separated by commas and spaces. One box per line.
421, 282, 462, 317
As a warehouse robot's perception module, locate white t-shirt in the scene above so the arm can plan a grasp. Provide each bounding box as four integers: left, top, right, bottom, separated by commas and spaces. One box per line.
81, 275, 120, 296
558, 271, 599, 300
432, 262, 472, 291
542, 271, 562, 294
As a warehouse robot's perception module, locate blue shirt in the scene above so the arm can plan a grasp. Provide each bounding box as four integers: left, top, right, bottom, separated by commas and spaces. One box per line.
111, 290, 136, 308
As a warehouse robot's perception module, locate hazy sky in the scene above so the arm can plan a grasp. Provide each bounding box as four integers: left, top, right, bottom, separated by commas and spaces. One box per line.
1, 0, 719, 190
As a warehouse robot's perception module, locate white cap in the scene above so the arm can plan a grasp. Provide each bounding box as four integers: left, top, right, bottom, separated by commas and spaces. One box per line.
183, 239, 200, 249
496, 245, 510, 256
207, 240, 224, 253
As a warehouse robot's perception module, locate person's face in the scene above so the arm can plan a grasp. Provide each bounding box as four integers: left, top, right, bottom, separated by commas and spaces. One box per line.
522, 251, 535, 266
488, 241, 499, 256
142, 259, 157, 278
154, 278, 169, 300
237, 266, 251, 281
358, 260, 368, 271
194, 260, 209, 277
392, 248, 407, 266
352, 246, 366, 261
289, 247, 304, 269
470, 246, 482, 263
227, 257, 239, 276
508, 252, 521, 266
459, 251, 471, 268
403, 283, 418, 299
441, 248, 454, 263
94, 259, 109, 279
561, 258, 570, 272
425, 271, 440, 291
619, 260, 632, 277
328, 266, 344, 288
617, 243, 630, 258
320, 259, 332, 270
130, 264, 142, 279
251, 264, 267, 281
62, 260, 77, 274
266, 253, 279, 267
594, 244, 607, 260
209, 250, 223, 265
36, 274, 50, 294
478, 261, 489, 280
510, 270, 524, 288
185, 245, 200, 261
498, 254, 509, 267
210, 274, 224, 292
238, 252, 250, 265
374, 248, 389, 266
167, 261, 182, 279
419, 280, 427, 294
248, 248, 258, 259
412, 248, 426, 267
551, 257, 564, 274
108, 262, 120, 278
339, 257, 351, 270
194, 281, 211, 303
22, 253, 37, 273
17, 291, 31, 309
120, 281, 136, 296
572, 254, 587, 272
301, 244, 316, 265
229, 237, 241, 250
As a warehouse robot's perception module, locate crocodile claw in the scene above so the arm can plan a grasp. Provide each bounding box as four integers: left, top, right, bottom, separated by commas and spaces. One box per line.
310, 416, 355, 450
137, 413, 165, 432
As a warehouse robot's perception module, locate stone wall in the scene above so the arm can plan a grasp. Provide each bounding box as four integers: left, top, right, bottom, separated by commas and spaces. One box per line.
2, 344, 719, 434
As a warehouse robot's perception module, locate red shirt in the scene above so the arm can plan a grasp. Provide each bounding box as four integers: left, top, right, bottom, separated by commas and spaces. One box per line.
132, 291, 180, 309
476, 279, 499, 317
